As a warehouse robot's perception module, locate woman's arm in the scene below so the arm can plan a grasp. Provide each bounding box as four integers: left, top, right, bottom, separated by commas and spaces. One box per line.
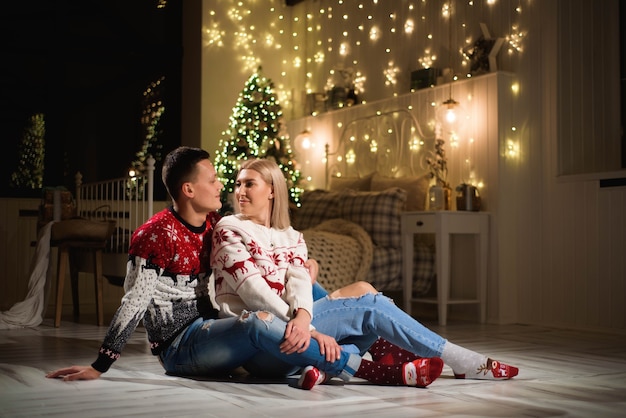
283, 231, 314, 318
212, 220, 294, 320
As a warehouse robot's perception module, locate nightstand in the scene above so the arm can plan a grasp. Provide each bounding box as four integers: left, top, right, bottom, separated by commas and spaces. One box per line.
401, 211, 489, 325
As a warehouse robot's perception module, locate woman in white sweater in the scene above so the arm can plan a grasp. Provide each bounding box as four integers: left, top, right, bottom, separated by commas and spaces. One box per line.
211, 159, 518, 389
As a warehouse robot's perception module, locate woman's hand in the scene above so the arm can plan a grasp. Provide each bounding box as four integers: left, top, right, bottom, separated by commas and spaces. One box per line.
45, 365, 102, 381
305, 258, 319, 284
280, 309, 312, 354
310, 330, 342, 362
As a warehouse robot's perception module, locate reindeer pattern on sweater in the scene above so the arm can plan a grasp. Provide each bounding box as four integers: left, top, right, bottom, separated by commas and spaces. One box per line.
210, 214, 313, 322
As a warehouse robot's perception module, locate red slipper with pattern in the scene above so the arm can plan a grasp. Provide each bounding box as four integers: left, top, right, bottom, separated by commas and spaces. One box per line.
403, 357, 443, 387
297, 366, 329, 390
454, 358, 519, 380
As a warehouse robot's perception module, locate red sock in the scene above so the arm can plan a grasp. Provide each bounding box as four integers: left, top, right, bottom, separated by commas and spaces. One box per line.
368, 338, 421, 364
354, 357, 443, 387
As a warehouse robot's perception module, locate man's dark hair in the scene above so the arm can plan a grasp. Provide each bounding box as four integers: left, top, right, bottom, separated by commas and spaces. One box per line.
162, 146, 211, 201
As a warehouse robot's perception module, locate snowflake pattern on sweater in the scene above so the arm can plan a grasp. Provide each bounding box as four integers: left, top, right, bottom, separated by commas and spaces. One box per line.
91, 207, 221, 373
210, 214, 313, 322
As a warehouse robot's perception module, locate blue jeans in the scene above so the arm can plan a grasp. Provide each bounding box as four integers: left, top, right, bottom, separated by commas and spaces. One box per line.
312, 281, 329, 301
161, 284, 445, 380
159, 311, 359, 381
311, 283, 446, 358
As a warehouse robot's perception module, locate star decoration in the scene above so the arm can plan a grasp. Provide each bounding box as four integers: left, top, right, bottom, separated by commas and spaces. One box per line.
463, 23, 504, 75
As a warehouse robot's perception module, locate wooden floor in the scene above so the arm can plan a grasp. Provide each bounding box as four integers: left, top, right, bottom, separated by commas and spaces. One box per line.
1, 314, 625, 418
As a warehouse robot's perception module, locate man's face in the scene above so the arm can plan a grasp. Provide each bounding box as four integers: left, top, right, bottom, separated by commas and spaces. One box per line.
190, 159, 223, 213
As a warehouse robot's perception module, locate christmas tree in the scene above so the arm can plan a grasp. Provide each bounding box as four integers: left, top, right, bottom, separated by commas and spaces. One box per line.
10, 113, 46, 190
215, 67, 302, 214
131, 76, 166, 175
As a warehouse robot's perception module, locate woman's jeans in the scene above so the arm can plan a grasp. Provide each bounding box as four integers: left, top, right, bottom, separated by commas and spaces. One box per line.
311, 289, 446, 358
311, 282, 445, 357
160, 285, 446, 379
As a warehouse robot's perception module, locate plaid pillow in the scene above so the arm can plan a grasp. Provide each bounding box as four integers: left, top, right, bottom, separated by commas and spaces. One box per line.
338, 187, 406, 248
292, 189, 341, 231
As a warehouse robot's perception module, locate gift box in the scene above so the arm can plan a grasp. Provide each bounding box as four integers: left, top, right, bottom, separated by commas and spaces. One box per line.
410, 68, 441, 91
305, 92, 328, 115
329, 86, 348, 109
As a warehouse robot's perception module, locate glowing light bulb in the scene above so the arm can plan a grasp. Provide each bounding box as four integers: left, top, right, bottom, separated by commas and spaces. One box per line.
436, 98, 467, 136
444, 108, 457, 124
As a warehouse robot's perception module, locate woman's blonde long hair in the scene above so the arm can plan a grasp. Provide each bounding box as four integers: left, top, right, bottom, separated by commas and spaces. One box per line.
238, 159, 291, 230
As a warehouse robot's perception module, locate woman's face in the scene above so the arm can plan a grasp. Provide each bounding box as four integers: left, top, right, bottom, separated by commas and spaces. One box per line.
235, 168, 273, 226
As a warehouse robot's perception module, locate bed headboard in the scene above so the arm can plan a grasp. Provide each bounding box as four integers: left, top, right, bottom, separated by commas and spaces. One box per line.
324, 108, 434, 189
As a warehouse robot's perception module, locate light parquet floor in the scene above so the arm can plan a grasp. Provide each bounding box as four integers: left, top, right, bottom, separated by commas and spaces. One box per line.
1, 316, 625, 417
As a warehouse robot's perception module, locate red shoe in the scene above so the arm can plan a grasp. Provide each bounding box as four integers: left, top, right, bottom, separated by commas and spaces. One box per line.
297, 366, 327, 390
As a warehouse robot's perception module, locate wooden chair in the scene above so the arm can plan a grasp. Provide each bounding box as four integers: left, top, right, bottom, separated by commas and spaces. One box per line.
54, 241, 108, 327
51, 220, 115, 327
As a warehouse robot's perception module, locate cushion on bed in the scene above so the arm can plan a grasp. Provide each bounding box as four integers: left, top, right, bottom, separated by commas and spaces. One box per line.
295, 186, 434, 295
338, 187, 406, 249
303, 218, 373, 292
328, 173, 373, 192
370, 173, 430, 211
295, 187, 407, 248
292, 189, 341, 231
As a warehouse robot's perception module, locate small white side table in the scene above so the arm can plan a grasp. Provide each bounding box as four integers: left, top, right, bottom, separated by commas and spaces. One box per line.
401, 211, 489, 326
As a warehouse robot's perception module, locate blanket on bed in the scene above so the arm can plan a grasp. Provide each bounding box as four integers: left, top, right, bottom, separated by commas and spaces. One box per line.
302, 218, 373, 292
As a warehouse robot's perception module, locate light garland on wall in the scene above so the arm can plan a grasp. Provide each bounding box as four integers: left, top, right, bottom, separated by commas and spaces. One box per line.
202, 0, 528, 115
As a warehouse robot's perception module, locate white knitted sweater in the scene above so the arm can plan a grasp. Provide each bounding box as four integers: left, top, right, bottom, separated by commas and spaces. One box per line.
210, 214, 313, 322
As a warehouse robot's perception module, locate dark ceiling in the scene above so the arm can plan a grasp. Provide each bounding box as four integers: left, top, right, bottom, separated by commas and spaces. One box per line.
0, 0, 182, 197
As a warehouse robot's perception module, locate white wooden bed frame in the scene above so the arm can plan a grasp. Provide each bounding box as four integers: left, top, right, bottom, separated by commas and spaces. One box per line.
74, 157, 156, 283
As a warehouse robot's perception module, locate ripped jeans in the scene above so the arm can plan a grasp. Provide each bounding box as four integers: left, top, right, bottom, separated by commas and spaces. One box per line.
160, 284, 445, 379
310, 283, 445, 358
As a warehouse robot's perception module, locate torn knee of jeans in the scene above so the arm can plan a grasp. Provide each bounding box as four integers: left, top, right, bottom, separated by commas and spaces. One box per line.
238, 310, 274, 322
256, 311, 273, 321
327, 291, 365, 300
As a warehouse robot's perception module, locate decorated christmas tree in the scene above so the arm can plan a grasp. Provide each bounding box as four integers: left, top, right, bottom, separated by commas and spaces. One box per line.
215, 67, 302, 214
10, 113, 46, 190
131, 76, 166, 175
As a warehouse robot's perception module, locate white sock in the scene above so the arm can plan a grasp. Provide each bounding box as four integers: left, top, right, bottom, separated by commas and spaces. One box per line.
440, 341, 486, 376
441, 341, 519, 380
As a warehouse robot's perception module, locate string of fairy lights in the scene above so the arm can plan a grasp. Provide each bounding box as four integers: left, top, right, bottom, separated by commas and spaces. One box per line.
203, 0, 526, 111
203, 0, 527, 193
